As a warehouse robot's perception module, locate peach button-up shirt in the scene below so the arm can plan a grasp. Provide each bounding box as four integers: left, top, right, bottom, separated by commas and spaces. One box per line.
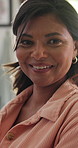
0, 79, 78, 148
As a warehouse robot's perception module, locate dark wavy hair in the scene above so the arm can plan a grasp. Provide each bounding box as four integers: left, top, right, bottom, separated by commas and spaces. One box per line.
5, 0, 78, 94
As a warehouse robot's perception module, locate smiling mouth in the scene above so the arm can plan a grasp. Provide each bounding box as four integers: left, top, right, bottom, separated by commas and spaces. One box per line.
29, 64, 54, 70
32, 65, 52, 70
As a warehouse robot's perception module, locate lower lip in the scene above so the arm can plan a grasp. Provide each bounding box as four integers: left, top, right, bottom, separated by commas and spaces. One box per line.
30, 66, 54, 73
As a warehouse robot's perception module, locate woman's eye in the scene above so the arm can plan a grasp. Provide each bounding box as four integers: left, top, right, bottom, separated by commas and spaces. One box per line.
19, 40, 34, 47
47, 39, 62, 46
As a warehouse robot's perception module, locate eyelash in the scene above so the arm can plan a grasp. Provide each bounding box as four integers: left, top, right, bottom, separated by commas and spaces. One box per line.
19, 40, 34, 46
47, 39, 62, 46
18, 38, 62, 48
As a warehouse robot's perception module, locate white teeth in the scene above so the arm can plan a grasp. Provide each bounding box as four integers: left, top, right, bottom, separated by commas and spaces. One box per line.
33, 66, 51, 70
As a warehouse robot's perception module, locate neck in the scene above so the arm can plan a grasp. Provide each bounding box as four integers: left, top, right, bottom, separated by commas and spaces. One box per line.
32, 77, 67, 106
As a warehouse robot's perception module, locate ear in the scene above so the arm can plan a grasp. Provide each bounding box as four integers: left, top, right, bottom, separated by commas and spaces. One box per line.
73, 41, 78, 58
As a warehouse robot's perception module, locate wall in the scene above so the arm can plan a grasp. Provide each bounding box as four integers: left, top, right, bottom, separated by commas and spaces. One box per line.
0, 0, 20, 108
68, 0, 78, 12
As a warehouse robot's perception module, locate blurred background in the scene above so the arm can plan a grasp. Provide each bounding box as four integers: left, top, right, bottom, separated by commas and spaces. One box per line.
0, 0, 78, 109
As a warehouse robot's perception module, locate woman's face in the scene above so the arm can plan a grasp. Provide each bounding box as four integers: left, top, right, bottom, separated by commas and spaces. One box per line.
16, 14, 77, 87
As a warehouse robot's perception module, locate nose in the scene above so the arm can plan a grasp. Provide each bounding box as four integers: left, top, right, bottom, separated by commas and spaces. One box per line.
31, 41, 47, 60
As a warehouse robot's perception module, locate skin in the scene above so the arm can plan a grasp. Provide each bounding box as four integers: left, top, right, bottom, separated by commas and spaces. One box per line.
15, 14, 77, 122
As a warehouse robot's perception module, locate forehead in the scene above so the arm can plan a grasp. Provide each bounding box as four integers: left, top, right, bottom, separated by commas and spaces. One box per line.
17, 13, 70, 37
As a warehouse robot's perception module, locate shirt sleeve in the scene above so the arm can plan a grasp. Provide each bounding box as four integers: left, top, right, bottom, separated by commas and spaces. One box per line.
55, 106, 78, 148
55, 124, 78, 148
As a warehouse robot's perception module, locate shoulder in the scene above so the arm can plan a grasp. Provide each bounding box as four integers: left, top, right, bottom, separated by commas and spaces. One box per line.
57, 79, 78, 121
1, 85, 33, 111
0, 85, 33, 125
60, 90, 78, 126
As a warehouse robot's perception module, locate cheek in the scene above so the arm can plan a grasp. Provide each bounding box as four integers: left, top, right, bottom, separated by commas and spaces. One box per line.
16, 50, 21, 60
59, 48, 73, 62
16, 50, 25, 62
16, 51, 28, 74
55, 50, 73, 72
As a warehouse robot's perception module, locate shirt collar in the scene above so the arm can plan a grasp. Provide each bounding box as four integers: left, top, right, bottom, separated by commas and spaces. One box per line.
0, 79, 78, 126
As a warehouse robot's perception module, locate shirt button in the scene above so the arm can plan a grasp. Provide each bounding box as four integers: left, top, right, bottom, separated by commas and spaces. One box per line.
6, 132, 15, 141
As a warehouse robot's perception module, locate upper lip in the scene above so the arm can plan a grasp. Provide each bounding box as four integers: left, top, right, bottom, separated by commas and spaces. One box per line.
29, 63, 54, 67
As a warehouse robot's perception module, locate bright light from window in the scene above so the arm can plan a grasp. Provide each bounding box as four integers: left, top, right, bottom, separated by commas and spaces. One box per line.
68, 0, 78, 12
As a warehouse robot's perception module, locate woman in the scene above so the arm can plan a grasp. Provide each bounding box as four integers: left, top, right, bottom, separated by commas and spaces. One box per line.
0, 0, 78, 147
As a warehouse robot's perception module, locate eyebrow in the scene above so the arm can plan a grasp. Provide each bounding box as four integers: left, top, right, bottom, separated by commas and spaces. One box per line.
21, 33, 33, 38
45, 32, 62, 37
21, 32, 62, 38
